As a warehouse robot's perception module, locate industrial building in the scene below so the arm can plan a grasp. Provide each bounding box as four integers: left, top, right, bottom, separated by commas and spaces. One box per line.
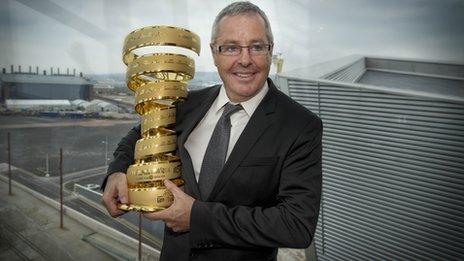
71, 99, 100, 113
5, 99, 72, 111
90, 99, 119, 112
0, 65, 93, 102
276, 55, 464, 260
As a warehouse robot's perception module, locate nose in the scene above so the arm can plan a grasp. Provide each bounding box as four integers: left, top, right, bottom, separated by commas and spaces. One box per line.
237, 47, 252, 66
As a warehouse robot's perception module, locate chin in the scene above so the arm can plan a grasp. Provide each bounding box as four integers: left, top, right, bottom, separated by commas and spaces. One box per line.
233, 85, 262, 100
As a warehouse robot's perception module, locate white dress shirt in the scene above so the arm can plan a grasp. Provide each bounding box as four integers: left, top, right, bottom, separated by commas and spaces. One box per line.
185, 82, 269, 181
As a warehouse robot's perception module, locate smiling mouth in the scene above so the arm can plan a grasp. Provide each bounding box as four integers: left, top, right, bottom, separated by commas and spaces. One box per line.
233, 72, 256, 79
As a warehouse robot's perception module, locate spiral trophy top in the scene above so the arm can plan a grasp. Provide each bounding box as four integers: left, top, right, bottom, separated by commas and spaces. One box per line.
123, 25, 201, 65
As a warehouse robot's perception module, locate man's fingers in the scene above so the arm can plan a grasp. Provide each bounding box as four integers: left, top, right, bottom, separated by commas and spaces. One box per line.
102, 196, 125, 217
102, 172, 128, 217
117, 183, 128, 204
109, 204, 125, 217
144, 209, 169, 221
164, 179, 182, 196
116, 175, 128, 204
165, 221, 174, 229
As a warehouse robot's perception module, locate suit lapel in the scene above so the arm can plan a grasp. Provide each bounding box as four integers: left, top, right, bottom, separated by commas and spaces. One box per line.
177, 86, 220, 199
207, 79, 278, 200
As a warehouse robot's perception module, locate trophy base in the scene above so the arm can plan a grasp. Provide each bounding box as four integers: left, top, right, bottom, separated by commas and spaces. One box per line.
117, 203, 167, 212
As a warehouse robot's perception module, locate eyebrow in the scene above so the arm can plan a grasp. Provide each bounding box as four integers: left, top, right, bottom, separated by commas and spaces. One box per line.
219, 39, 267, 45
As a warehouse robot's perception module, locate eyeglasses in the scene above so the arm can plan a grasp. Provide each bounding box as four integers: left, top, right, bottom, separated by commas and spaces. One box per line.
214, 43, 272, 56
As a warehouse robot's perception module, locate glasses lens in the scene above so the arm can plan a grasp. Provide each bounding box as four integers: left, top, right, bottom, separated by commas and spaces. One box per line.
219, 44, 239, 55
218, 44, 270, 56
250, 44, 266, 54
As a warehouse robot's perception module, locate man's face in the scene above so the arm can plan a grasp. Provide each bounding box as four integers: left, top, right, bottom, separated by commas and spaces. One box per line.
211, 14, 273, 103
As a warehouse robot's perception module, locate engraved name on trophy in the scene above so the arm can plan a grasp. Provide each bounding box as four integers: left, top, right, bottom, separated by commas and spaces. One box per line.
118, 26, 200, 212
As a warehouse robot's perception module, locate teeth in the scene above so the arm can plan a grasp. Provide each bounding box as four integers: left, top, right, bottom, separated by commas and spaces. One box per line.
236, 73, 253, 78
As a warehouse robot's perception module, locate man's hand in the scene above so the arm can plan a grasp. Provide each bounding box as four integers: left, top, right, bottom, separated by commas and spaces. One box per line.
144, 179, 195, 232
102, 172, 128, 217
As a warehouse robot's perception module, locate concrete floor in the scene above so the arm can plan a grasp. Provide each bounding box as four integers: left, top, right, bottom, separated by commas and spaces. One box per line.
0, 179, 114, 261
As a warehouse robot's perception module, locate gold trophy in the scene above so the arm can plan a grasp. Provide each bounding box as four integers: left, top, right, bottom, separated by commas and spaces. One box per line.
118, 26, 201, 212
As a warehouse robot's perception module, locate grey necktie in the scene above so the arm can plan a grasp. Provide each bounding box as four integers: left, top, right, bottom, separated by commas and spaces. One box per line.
198, 102, 242, 200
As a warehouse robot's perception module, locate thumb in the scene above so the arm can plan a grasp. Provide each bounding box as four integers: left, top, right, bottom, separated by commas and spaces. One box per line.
164, 179, 181, 196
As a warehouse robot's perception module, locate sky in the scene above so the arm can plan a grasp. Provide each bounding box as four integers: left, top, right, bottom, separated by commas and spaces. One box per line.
0, 0, 463, 75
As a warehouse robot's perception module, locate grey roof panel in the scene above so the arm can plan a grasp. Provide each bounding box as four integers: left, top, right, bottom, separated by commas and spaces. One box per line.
282, 54, 364, 79
358, 70, 464, 101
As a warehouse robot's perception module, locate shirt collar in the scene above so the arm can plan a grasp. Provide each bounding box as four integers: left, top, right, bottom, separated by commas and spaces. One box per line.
215, 81, 269, 117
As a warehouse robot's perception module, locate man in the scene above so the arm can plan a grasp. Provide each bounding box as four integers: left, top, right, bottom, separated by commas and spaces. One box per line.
102, 2, 322, 260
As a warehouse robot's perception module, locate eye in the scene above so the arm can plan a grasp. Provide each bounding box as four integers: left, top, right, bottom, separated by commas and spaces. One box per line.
220, 44, 239, 53
250, 44, 265, 52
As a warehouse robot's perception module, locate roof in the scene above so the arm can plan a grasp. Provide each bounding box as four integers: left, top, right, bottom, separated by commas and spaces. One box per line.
71, 99, 87, 105
281, 55, 464, 103
0, 73, 91, 85
5, 99, 71, 106
283, 54, 365, 80
90, 99, 118, 109
358, 70, 464, 100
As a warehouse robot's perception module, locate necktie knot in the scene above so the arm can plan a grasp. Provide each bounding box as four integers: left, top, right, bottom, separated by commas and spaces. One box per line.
222, 103, 242, 119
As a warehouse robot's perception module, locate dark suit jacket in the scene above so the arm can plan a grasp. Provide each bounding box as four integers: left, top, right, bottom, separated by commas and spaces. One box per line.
104, 78, 322, 261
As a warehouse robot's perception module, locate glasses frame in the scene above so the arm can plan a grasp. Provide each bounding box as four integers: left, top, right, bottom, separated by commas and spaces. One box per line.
211, 43, 273, 56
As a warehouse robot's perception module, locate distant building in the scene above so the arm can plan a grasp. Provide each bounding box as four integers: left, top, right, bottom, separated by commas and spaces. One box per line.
71, 99, 100, 113
277, 55, 464, 260
90, 99, 119, 112
5, 99, 72, 111
0, 66, 93, 102
93, 82, 115, 95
